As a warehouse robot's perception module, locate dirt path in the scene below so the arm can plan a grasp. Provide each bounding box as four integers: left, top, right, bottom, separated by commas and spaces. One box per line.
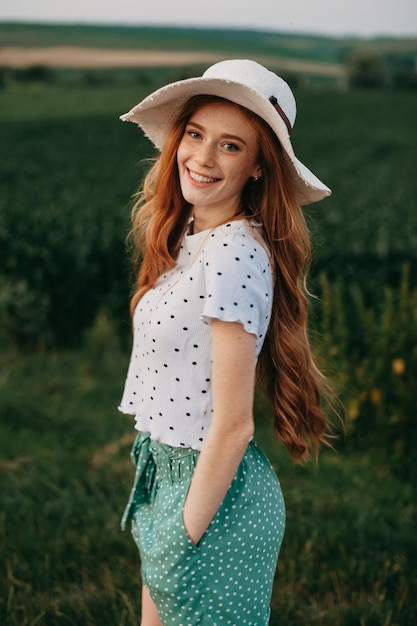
0, 46, 345, 80
0, 46, 225, 68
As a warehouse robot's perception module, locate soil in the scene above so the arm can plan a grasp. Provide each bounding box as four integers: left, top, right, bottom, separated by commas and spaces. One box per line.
0, 46, 225, 68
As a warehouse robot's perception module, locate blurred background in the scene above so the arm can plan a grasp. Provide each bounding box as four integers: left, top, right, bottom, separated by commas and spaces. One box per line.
0, 1, 416, 624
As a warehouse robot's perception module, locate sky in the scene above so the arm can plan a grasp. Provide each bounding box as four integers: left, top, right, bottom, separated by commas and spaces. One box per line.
0, 0, 416, 38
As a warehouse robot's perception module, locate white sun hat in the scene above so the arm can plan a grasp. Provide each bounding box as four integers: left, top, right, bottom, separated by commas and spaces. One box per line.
120, 59, 331, 205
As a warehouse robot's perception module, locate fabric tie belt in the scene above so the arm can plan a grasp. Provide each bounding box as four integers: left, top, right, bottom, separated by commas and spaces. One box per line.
121, 432, 199, 530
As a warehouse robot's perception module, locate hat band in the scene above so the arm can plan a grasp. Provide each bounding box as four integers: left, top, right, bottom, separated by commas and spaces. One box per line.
269, 96, 292, 135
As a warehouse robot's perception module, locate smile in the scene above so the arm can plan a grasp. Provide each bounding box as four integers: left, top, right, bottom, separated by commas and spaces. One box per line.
188, 169, 220, 184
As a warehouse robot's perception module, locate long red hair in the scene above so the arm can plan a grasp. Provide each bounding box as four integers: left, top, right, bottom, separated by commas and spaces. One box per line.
129, 95, 330, 461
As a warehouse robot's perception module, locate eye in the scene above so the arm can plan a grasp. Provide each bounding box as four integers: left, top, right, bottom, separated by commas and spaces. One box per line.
223, 142, 240, 152
186, 129, 201, 139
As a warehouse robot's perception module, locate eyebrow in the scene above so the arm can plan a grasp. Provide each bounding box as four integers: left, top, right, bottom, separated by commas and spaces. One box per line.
186, 121, 247, 146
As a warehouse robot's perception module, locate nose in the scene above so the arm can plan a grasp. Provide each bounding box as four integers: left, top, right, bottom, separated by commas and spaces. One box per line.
195, 141, 215, 168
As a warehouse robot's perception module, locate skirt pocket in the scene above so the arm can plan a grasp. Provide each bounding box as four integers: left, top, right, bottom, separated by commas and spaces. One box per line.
136, 480, 201, 598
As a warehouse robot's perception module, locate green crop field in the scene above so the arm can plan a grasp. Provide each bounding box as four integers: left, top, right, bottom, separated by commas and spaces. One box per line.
0, 63, 416, 624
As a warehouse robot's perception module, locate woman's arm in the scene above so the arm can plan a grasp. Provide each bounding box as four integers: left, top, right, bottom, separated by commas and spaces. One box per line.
183, 318, 257, 545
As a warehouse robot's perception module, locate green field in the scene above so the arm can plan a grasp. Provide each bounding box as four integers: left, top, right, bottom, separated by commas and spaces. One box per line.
4, 21, 416, 61
1, 332, 415, 625
2, 21, 417, 74
0, 63, 417, 624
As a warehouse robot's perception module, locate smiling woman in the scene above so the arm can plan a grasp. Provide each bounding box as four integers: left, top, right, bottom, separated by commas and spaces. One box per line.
177, 101, 261, 231
118, 59, 333, 626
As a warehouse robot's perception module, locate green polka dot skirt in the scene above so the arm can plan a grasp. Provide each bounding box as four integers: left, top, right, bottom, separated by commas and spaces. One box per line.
122, 432, 285, 625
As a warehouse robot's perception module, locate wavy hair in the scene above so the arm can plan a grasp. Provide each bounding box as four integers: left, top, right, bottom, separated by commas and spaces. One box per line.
129, 94, 331, 461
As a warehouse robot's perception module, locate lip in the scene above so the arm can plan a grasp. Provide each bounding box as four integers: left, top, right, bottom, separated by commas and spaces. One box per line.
186, 168, 221, 186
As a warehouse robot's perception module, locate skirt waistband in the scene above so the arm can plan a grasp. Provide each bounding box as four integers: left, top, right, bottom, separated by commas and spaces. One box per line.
122, 433, 199, 530
149, 439, 199, 484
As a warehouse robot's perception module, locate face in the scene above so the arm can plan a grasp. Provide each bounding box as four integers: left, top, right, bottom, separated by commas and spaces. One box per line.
176, 101, 261, 226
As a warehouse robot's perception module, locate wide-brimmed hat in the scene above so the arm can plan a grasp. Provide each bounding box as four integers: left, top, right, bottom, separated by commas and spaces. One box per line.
120, 59, 331, 205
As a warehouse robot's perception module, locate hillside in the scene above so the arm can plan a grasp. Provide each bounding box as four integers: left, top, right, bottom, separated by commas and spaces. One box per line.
1, 21, 416, 64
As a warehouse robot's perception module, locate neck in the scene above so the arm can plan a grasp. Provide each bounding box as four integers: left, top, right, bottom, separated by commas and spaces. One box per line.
192, 205, 242, 234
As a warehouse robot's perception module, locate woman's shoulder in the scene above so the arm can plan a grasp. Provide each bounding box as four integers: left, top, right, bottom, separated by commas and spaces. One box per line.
205, 219, 270, 264
202, 219, 272, 285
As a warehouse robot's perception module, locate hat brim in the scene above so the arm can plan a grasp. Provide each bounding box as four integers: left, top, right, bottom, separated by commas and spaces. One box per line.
120, 76, 331, 205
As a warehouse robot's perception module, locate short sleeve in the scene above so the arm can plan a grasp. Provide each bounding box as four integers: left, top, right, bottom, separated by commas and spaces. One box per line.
200, 233, 273, 346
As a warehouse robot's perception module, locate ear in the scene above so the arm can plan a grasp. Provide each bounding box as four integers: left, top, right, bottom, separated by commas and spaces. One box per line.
252, 168, 262, 181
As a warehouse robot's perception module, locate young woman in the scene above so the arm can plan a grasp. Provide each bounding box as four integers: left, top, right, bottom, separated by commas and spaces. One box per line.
118, 59, 332, 626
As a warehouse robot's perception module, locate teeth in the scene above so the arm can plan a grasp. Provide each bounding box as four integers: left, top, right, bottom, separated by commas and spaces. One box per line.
189, 170, 218, 183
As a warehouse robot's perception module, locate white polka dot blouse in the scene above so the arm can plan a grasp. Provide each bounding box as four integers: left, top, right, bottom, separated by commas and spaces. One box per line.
118, 219, 273, 450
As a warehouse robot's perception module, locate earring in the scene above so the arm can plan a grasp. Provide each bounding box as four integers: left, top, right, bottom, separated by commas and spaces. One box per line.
253, 175, 259, 181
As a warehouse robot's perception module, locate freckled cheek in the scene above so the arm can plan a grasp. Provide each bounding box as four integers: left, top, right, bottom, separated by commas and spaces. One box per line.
228, 171, 249, 191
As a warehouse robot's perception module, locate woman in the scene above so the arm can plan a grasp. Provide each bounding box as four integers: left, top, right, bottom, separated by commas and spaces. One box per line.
119, 59, 332, 626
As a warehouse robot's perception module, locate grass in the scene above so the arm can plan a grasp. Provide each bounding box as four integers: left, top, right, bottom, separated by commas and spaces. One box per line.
0, 71, 416, 624
0, 317, 415, 625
